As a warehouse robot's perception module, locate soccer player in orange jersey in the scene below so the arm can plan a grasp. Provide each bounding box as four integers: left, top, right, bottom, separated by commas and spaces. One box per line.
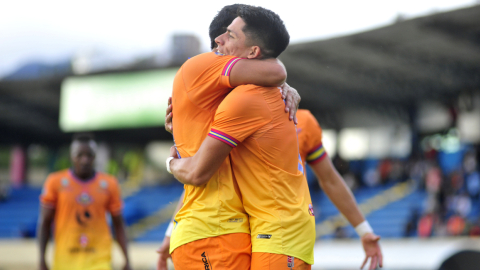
167, 6, 383, 270
296, 109, 383, 269
157, 4, 301, 270
37, 134, 131, 270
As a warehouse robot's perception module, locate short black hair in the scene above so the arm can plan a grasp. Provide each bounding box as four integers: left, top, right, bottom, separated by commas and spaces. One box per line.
238, 5, 290, 59
72, 133, 95, 143
209, 4, 247, 50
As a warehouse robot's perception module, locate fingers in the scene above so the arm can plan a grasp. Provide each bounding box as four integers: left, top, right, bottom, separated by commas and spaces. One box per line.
168, 96, 172, 106
360, 256, 368, 269
285, 97, 292, 113
289, 106, 297, 121
293, 115, 298, 125
379, 252, 383, 268
370, 256, 378, 270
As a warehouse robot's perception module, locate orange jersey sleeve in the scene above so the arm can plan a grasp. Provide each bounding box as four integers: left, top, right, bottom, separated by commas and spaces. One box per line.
39, 173, 60, 208
208, 85, 272, 147
172, 52, 243, 158
180, 52, 242, 111
106, 176, 123, 216
296, 109, 326, 164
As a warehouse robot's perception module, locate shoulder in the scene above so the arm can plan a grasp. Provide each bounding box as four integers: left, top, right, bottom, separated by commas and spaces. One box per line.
184, 52, 239, 69
216, 85, 273, 120
223, 85, 270, 108
298, 109, 321, 128
297, 109, 314, 123
45, 169, 69, 184
97, 172, 119, 184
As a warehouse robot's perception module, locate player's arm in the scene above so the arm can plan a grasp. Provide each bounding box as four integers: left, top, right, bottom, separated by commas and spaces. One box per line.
310, 158, 383, 270
229, 58, 286, 87
168, 137, 232, 187
111, 214, 131, 270
230, 59, 300, 122
157, 191, 185, 270
37, 205, 55, 270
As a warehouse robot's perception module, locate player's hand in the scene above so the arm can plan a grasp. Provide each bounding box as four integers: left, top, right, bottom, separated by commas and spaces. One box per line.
165, 97, 173, 134
170, 146, 179, 159
360, 233, 383, 270
40, 260, 49, 270
157, 236, 172, 270
280, 83, 300, 124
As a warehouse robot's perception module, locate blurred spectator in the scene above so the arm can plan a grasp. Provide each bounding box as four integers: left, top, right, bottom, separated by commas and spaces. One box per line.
446, 215, 466, 236
404, 208, 420, 237
343, 172, 358, 192
466, 172, 480, 200
363, 167, 380, 187
407, 158, 426, 189
418, 213, 437, 238
389, 159, 405, 182
449, 170, 464, 193
334, 226, 348, 239
378, 159, 392, 184
425, 164, 442, 194
468, 218, 480, 237
447, 193, 472, 218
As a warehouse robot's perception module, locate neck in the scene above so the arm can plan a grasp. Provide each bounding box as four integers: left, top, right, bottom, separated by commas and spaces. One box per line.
72, 169, 95, 181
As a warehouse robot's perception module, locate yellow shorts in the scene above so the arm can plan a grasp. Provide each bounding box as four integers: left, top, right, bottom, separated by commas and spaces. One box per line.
251, 252, 311, 270
171, 233, 251, 270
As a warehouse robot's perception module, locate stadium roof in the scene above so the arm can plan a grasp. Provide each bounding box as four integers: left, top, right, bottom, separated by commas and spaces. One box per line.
1, 5, 479, 145
280, 4, 480, 127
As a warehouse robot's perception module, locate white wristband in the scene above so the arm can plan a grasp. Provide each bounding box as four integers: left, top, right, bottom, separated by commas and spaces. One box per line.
166, 157, 174, 174
354, 220, 373, 237
165, 221, 174, 237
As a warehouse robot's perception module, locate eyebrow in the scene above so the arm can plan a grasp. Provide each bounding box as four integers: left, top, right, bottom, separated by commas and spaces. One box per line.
226, 28, 237, 37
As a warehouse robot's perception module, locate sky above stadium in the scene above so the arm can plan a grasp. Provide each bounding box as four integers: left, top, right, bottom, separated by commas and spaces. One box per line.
0, 0, 477, 78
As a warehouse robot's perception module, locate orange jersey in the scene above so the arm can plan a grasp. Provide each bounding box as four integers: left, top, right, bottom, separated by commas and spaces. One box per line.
40, 169, 123, 270
210, 85, 316, 264
296, 109, 327, 166
170, 52, 249, 253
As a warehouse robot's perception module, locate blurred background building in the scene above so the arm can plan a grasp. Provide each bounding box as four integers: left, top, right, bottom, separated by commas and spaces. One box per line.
1, 2, 480, 270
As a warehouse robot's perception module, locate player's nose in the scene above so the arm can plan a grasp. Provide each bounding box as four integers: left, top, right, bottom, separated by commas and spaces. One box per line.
215, 33, 225, 46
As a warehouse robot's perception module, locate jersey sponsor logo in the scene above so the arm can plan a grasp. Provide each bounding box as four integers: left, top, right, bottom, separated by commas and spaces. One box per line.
61, 178, 69, 187
308, 204, 315, 216
256, 234, 272, 239
76, 192, 93, 205
227, 218, 243, 223
76, 209, 92, 226
287, 256, 294, 269
100, 180, 108, 189
201, 252, 212, 270
79, 234, 88, 247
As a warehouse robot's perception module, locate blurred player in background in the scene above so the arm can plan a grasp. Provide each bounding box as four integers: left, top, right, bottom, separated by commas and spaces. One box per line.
157, 3, 300, 270
37, 134, 131, 270
296, 109, 383, 269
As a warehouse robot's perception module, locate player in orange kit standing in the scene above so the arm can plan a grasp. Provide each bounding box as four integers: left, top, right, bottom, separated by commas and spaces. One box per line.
37, 134, 131, 270
296, 109, 383, 270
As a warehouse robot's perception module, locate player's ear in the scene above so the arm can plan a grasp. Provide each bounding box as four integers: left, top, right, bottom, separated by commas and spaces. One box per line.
247, 46, 261, 59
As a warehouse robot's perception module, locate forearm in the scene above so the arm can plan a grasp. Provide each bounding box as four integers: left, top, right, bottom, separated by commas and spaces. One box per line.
37, 218, 52, 263
113, 217, 130, 265
230, 58, 286, 87
318, 171, 365, 227
170, 158, 205, 186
